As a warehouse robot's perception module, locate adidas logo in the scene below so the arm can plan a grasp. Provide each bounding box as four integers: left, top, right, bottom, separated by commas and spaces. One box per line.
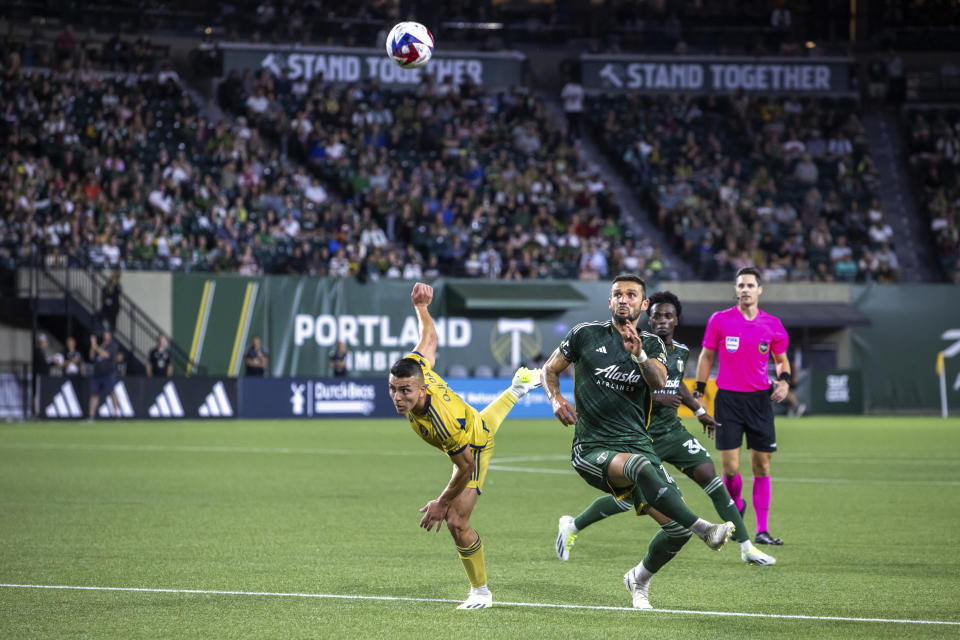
98, 381, 135, 418
198, 381, 234, 417
148, 381, 185, 418
595, 346, 607, 353
45, 381, 83, 418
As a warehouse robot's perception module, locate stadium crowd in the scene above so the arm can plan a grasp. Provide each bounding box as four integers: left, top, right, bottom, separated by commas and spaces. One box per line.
587, 93, 901, 282
1, 39, 667, 283
906, 108, 960, 283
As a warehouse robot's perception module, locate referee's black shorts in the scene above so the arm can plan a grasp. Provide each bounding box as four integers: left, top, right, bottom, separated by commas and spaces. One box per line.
714, 388, 777, 453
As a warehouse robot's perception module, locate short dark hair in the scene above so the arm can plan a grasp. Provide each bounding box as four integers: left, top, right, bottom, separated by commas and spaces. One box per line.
735, 267, 762, 284
647, 290, 682, 321
389, 358, 424, 380
612, 273, 647, 297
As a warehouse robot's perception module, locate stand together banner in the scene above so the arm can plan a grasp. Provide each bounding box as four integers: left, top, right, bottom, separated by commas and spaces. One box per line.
38, 376, 575, 420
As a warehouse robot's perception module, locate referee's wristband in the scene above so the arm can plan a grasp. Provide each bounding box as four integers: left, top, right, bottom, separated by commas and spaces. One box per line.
631, 351, 649, 364
778, 371, 792, 382
694, 407, 707, 417
693, 381, 707, 397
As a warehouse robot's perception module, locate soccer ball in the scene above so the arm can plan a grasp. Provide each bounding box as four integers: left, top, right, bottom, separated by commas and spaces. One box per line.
386, 21, 434, 69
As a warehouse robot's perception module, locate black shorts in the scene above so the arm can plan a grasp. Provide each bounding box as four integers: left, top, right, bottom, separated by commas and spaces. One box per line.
714, 388, 777, 453
91, 374, 115, 396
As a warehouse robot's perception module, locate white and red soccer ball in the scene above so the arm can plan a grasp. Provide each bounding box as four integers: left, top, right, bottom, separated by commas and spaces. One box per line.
386, 21, 434, 69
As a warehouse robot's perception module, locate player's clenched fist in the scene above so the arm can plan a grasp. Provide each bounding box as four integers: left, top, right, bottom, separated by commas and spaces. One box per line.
411, 282, 433, 306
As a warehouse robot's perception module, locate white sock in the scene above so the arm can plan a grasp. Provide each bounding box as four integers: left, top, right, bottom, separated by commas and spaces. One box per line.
740, 540, 754, 552
634, 562, 654, 587
689, 518, 711, 539
471, 585, 490, 596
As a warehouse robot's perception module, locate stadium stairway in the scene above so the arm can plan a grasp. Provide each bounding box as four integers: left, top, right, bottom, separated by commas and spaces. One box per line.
13, 266, 200, 376
540, 92, 693, 280
863, 110, 941, 282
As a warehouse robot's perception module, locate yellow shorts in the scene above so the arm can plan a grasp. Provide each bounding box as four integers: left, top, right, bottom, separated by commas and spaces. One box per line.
461, 439, 494, 494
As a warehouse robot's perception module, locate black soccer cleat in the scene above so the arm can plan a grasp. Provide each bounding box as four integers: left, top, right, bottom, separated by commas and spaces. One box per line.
755, 531, 783, 546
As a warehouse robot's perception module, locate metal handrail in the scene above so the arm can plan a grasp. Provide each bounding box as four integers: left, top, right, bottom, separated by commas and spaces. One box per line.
19, 266, 205, 376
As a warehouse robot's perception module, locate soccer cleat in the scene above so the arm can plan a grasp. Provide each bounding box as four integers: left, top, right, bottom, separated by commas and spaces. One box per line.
741, 544, 777, 566
755, 531, 784, 546
738, 499, 747, 518
556, 515, 578, 561
623, 569, 652, 609
703, 521, 735, 551
457, 589, 493, 610
510, 367, 543, 397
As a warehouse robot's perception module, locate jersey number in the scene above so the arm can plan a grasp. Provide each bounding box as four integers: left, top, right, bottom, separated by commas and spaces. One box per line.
683, 439, 705, 455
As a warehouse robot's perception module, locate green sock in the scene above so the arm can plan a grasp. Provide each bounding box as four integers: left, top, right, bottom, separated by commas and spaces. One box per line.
573, 495, 631, 531
702, 476, 749, 543
622, 454, 698, 528
642, 520, 692, 573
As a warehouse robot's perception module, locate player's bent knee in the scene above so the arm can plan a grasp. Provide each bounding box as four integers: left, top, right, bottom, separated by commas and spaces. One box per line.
692, 462, 716, 487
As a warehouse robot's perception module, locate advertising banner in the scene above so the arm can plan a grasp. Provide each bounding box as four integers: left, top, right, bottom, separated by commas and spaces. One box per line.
219, 43, 526, 88
449, 377, 573, 419
240, 376, 396, 419
808, 370, 864, 414
581, 55, 852, 94
39, 376, 238, 420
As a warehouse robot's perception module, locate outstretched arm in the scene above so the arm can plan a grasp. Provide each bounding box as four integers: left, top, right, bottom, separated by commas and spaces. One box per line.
679, 379, 720, 439
410, 282, 438, 368
542, 348, 577, 425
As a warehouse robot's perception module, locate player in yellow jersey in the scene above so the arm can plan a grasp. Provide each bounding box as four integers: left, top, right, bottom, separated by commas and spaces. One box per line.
388, 282, 542, 610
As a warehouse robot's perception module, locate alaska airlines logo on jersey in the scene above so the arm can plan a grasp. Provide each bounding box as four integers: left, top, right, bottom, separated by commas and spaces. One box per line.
758, 341, 770, 354
725, 336, 740, 352
594, 364, 643, 384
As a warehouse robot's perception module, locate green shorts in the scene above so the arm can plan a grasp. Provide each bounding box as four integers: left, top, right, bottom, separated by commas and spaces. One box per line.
571, 439, 675, 513
653, 429, 713, 479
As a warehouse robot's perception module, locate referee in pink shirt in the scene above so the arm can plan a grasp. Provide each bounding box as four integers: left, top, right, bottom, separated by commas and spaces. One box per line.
694, 267, 790, 546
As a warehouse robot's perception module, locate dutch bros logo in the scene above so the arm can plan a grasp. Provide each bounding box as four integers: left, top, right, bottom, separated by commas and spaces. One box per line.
725, 336, 740, 353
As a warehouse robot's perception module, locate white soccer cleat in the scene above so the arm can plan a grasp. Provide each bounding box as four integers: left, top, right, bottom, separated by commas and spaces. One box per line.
703, 521, 736, 551
623, 569, 652, 610
741, 544, 777, 566
510, 367, 542, 397
457, 589, 493, 610
556, 515, 579, 561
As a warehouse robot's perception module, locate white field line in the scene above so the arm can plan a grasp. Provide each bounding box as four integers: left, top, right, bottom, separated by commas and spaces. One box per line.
2, 444, 958, 467
0, 444, 957, 485
0, 583, 957, 627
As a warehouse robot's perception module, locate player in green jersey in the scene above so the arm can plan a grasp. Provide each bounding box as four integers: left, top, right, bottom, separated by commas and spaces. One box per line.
555, 291, 777, 567
542, 275, 735, 609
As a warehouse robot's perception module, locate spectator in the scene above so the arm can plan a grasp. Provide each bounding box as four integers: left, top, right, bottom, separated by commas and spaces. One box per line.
62, 337, 83, 376
329, 341, 348, 377
244, 336, 268, 377
561, 77, 585, 139
33, 334, 52, 377
100, 271, 122, 333
88, 331, 119, 420
147, 335, 173, 378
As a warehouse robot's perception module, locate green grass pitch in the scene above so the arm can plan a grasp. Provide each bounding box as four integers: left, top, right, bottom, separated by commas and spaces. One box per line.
1, 416, 959, 638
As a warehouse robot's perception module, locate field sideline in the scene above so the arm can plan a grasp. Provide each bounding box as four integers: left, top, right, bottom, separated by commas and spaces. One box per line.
1, 416, 958, 638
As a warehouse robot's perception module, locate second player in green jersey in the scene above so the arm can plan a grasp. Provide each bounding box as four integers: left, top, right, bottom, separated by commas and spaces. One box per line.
555, 291, 777, 568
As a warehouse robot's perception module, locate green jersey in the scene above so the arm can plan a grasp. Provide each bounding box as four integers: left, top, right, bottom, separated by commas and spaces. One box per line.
647, 340, 692, 439
559, 320, 668, 449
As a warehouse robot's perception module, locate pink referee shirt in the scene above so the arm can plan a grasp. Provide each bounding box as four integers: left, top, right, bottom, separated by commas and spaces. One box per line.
703, 307, 789, 392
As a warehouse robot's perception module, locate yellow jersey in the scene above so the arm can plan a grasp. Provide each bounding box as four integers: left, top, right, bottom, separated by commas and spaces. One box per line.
403, 351, 489, 456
